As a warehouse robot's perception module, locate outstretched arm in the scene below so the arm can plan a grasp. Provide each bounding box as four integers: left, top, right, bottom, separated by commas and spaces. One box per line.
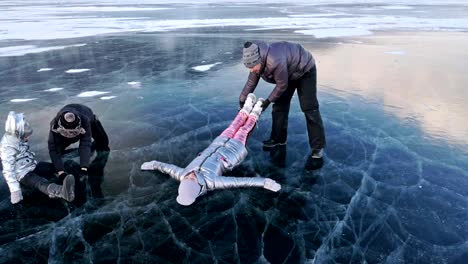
240, 72, 260, 103
141, 160, 185, 181
1, 145, 23, 203
214, 175, 281, 192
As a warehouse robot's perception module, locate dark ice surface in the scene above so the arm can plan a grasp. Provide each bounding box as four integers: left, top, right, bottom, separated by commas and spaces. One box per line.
0, 22, 468, 264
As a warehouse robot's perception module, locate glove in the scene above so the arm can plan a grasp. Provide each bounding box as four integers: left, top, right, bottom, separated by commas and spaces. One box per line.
261, 99, 271, 112
11, 190, 23, 204
79, 168, 88, 183
264, 179, 281, 192
141, 161, 156, 170
57, 171, 69, 182
239, 101, 245, 110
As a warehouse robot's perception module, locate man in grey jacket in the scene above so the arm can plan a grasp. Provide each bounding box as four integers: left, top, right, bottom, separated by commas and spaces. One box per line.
240, 41, 326, 159
1, 112, 75, 204
141, 93, 281, 206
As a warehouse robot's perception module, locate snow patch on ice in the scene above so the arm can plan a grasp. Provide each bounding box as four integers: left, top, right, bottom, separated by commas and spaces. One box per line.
192, 62, 221, 71
44, 88, 64, 92
101, 96, 117, 100
288, 13, 348, 18
37, 68, 54, 72
127, 81, 142, 89
65, 69, 90, 73
0, 44, 87, 57
295, 28, 373, 38
10, 98, 37, 103
77, 91, 110, 97
381, 5, 414, 10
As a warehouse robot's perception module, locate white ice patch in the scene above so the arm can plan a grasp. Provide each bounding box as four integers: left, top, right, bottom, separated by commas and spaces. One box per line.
10, 98, 37, 103
39, 7, 172, 12
381, 5, 414, 10
77, 91, 110, 97
1, 6, 467, 41
37, 68, 54, 72
0, 44, 87, 57
101, 96, 117, 100
44, 88, 64, 92
127, 81, 141, 89
66, 69, 90, 73
385, 50, 406, 55
192, 62, 221, 72
0, 45, 35, 57
295, 28, 373, 38
288, 13, 348, 18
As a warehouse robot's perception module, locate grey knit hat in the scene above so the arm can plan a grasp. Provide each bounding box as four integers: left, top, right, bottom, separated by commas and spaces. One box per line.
243, 41, 261, 68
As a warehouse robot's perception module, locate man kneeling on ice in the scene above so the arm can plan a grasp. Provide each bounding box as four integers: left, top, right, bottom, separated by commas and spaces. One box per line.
141, 93, 281, 206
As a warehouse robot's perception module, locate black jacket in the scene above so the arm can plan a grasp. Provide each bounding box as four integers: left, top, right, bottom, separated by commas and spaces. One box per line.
48, 104, 94, 172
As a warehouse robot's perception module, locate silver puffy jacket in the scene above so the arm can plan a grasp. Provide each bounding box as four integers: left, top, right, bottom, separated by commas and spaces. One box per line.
1, 135, 37, 194
149, 136, 266, 196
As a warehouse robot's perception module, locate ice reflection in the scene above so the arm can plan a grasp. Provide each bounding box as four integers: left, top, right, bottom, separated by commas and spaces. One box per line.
315, 32, 468, 146
0, 29, 467, 263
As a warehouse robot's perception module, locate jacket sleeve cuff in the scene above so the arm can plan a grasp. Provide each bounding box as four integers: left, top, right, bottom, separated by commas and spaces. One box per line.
7, 180, 21, 193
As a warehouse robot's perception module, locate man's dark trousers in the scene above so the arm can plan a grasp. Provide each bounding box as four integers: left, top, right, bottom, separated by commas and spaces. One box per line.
270, 66, 326, 150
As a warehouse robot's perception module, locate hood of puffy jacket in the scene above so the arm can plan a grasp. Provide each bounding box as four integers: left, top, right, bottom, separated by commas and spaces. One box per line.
4, 111, 33, 139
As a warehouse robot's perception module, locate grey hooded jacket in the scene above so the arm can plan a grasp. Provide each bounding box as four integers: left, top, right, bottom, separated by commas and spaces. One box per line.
240, 41, 315, 103
146, 136, 267, 196
1, 113, 37, 194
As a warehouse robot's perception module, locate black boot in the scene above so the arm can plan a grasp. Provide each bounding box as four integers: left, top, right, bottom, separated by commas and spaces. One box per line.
47, 174, 75, 202
262, 139, 287, 150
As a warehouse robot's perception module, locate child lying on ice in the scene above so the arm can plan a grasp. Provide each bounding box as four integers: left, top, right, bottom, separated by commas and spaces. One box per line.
141, 93, 281, 206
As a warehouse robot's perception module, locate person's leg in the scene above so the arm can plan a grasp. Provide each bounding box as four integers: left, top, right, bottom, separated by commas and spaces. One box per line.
88, 151, 110, 198
232, 99, 263, 145
232, 115, 257, 145
220, 112, 249, 138
21, 171, 75, 202
33, 162, 56, 180
20, 172, 50, 194
296, 66, 326, 151
220, 93, 256, 138
91, 116, 110, 151
267, 83, 296, 146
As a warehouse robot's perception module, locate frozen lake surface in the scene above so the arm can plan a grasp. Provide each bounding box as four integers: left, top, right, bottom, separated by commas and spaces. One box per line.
0, 1, 468, 263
